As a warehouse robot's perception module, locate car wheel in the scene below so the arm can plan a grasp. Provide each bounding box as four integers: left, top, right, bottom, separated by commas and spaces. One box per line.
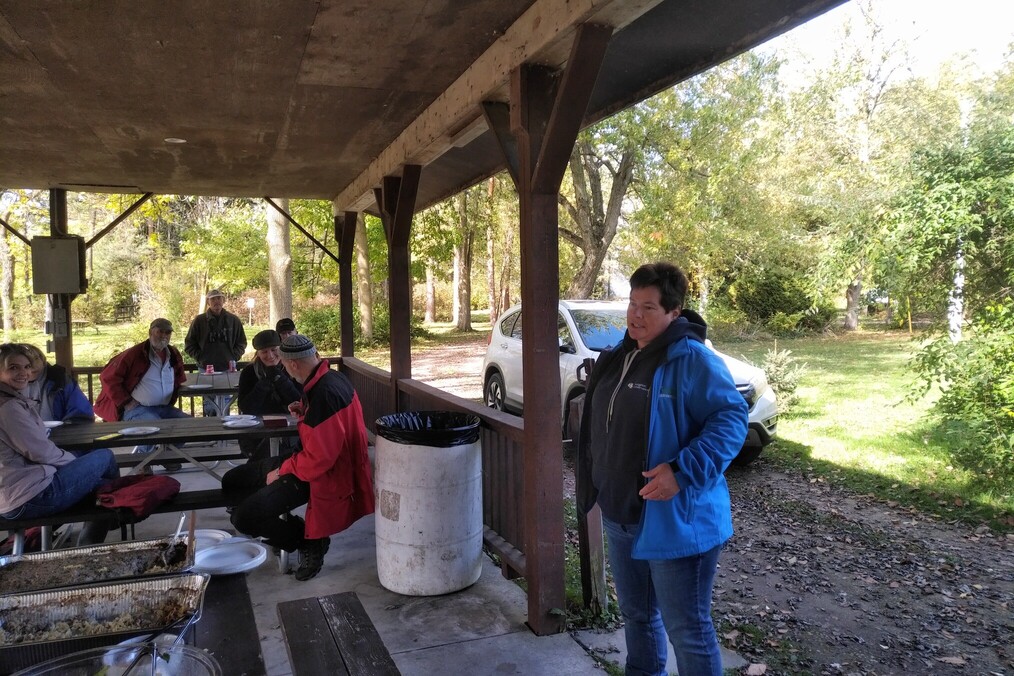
484, 372, 506, 411
731, 444, 763, 466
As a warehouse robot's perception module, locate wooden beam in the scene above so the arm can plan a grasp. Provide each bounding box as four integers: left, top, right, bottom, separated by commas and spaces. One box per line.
335, 0, 655, 212
47, 189, 73, 369
532, 23, 613, 194
481, 102, 520, 187
0, 216, 31, 246
336, 210, 357, 358
376, 167, 421, 396
263, 197, 341, 265
85, 192, 153, 248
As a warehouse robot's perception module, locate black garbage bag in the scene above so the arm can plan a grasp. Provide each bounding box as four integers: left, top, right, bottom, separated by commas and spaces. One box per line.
375, 411, 481, 448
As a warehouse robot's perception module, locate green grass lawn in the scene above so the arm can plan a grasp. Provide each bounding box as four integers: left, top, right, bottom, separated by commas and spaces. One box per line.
725, 330, 1014, 529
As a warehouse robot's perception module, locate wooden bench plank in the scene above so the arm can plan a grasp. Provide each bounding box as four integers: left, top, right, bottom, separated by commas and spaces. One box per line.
318, 592, 401, 676
278, 597, 352, 676
197, 573, 267, 675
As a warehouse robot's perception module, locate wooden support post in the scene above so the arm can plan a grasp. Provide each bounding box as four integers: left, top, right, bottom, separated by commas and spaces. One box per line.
336, 210, 358, 359
48, 189, 74, 369
374, 166, 421, 412
487, 23, 612, 635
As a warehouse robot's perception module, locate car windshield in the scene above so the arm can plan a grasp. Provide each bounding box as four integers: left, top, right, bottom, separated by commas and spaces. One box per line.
571, 309, 626, 351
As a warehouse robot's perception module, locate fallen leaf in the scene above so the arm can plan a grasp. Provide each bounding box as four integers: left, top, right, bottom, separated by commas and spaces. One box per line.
746, 664, 768, 675
937, 656, 966, 665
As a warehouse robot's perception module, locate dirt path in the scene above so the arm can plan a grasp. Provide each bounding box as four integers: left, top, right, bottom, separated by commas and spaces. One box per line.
718, 461, 1013, 675
409, 338, 1014, 674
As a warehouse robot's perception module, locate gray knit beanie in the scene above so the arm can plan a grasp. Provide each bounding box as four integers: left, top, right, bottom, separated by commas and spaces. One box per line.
280, 334, 316, 360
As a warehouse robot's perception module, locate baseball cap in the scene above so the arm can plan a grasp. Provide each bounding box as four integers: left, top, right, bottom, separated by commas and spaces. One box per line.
149, 318, 173, 332
206, 289, 225, 300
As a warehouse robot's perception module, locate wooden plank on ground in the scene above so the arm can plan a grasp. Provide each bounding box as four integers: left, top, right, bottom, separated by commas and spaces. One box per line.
278, 597, 351, 676
197, 574, 266, 675
318, 592, 401, 676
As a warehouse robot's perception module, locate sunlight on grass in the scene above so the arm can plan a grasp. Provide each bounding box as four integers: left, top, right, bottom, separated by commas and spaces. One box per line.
736, 331, 1013, 526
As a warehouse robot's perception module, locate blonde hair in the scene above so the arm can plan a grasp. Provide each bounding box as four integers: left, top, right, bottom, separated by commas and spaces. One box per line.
18, 343, 47, 371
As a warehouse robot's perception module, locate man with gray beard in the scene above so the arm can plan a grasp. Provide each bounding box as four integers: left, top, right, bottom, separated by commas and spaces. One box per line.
94, 318, 191, 462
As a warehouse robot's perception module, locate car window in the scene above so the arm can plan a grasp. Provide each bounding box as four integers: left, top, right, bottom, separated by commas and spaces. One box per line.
571, 309, 626, 350
499, 311, 519, 339
509, 312, 523, 340
558, 313, 575, 349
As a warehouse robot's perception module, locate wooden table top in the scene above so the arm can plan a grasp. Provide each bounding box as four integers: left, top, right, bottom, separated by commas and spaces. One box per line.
180, 371, 241, 395
49, 415, 298, 451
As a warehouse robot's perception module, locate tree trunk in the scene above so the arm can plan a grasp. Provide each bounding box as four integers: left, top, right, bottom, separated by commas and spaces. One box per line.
354, 213, 373, 342
0, 226, 13, 334
947, 240, 965, 342
266, 197, 292, 325
843, 276, 863, 331
454, 192, 473, 331
560, 140, 635, 298
487, 217, 498, 324
697, 266, 709, 315
425, 266, 436, 323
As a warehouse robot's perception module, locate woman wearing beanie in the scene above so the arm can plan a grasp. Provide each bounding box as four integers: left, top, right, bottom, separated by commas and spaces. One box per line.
236, 330, 302, 460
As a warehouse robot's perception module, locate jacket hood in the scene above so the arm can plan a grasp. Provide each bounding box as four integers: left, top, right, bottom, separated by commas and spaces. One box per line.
621, 307, 708, 353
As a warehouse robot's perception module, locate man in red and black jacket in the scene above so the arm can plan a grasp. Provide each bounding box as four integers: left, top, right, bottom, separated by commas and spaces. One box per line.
223, 334, 374, 581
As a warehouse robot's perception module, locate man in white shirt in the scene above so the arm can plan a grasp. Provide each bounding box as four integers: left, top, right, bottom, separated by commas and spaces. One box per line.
94, 318, 191, 460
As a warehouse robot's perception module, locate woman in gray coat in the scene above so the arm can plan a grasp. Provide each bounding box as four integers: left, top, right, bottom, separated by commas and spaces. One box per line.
0, 343, 119, 545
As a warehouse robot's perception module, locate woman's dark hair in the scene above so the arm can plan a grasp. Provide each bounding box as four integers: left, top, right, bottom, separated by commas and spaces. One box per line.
0, 343, 33, 370
629, 262, 689, 312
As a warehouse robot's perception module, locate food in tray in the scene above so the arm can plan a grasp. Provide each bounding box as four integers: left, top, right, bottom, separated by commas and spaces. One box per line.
0, 540, 190, 595
0, 589, 191, 645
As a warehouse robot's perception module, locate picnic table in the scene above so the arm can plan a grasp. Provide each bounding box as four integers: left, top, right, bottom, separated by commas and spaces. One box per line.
180, 370, 242, 416
49, 415, 298, 481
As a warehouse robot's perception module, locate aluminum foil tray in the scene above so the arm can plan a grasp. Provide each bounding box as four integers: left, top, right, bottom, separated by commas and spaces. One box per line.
0, 573, 209, 673
0, 536, 195, 595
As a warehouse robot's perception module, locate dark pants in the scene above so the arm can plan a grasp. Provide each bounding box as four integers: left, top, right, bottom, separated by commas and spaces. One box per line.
223, 457, 309, 552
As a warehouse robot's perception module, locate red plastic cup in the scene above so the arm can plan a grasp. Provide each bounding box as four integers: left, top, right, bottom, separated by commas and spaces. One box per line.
205, 364, 214, 374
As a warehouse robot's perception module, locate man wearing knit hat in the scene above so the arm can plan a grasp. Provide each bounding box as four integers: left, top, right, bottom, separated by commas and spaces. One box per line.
224, 334, 374, 581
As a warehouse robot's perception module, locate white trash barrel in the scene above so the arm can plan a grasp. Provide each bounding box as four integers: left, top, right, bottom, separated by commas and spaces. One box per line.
374, 411, 482, 595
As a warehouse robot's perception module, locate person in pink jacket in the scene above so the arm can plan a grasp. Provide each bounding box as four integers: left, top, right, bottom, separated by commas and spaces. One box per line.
223, 334, 374, 581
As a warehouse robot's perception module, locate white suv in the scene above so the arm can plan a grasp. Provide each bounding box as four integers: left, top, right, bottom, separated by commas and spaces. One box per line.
481, 300, 777, 464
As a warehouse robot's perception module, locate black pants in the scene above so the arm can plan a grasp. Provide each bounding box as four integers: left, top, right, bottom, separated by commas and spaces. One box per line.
223, 457, 310, 552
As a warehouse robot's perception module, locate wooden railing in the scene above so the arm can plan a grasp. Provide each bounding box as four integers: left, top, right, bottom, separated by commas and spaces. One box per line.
73, 356, 531, 580
399, 378, 527, 578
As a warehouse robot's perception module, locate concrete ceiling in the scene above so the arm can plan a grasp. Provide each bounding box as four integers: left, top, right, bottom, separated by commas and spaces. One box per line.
0, 0, 845, 212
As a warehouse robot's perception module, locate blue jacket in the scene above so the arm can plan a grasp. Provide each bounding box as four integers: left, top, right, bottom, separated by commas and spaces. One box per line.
40, 364, 94, 422
578, 313, 748, 559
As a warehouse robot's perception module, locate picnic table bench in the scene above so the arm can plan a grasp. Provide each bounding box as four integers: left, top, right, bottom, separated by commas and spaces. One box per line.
278, 591, 401, 676
0, 488, 245, 555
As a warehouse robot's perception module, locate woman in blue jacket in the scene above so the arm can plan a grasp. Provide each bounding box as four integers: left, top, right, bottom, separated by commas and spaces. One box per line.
22, 344, 94, 422
577, 262, 748, 676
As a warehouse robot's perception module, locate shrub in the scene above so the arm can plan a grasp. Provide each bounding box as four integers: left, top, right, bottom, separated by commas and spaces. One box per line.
765, 311, 804, 336
912, 300, 1014, 485
702, 300, 753, 341
296, 302, 429, 352
732, 267, 812, 323
759, 347, 807, 415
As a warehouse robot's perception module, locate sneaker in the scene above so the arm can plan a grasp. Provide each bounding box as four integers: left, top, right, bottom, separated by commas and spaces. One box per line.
160, 462, 183, 472
294, 537, 331, 581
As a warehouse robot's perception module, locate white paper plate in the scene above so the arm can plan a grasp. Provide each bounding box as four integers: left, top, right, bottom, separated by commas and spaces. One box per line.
43, 420, 64, 428
223, 418, 260, 428
222, 414, 256, 422
193, 541, 268, 575
118, 426, 160, 435
193, 528, 232, 551
186, 383, 213, 390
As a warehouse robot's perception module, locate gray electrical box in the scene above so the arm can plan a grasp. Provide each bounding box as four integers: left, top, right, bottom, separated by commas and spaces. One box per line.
31, 236, 88, 294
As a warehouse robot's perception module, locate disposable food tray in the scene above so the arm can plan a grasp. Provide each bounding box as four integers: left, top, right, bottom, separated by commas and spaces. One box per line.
0, 573, 209, 673
0, 536, 194, 595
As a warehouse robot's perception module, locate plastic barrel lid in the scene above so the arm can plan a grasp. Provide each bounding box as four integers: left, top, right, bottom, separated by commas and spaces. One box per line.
375, 410, 481, 447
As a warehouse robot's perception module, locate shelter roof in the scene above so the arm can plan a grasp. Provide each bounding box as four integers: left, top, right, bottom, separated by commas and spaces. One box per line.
0, 0, 843, 213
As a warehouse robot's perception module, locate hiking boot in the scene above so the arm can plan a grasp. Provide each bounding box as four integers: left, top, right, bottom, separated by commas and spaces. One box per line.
294, 536, 331, 581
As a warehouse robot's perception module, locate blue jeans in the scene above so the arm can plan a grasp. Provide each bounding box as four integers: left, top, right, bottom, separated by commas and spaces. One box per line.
124, 405, 191, 453
1, 449, 120, 544
603, 517, 723, 676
